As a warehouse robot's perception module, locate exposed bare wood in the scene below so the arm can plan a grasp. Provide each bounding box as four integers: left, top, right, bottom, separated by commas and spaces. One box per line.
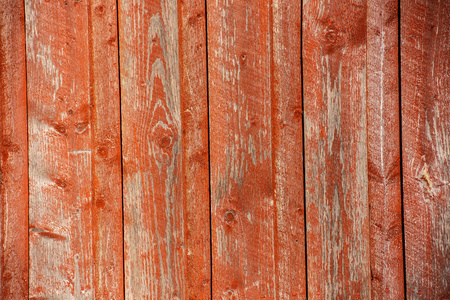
272, 0, 307, 298
367, 0, 404, 298
207, 0, 276, 298
90, 0, 124, 298
303, 0, 371, 298
119, 0, 186, 298
0, 1, 29, 298
26, 0, 123, 297
179, 0, 212, 298
401, 0, 450, 298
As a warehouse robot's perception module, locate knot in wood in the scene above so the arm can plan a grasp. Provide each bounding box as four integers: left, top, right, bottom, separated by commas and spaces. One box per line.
224, 210, 236, 222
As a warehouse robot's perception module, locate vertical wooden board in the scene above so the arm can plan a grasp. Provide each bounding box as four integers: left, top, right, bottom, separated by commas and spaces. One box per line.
26, 0, 123, 298
401, 0, 450, 298
119, 1, 185, 299
207, 0, 275, 298
272, 0, 307, 298
303, 0, 370, 298
367, 0, 404, 298
178, 0, 211, 298
90, 1, 124, 298
0, 1, 29, 298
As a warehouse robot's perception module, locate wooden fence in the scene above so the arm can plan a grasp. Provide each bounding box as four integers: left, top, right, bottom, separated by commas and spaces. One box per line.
1, 0, 449, 299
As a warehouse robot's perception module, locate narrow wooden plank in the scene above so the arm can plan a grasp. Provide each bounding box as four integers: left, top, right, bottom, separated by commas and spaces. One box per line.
207, 0, 276, 298
272, 0, 307, 298
367, 0, 404, 298
89, 1, 124, 298
303, 0, 371, 298
0, 1, 29, 298
401, 0, 450, 298
119, 1, 187, 298
178, 0, 212, 298
26, 0, 123, 298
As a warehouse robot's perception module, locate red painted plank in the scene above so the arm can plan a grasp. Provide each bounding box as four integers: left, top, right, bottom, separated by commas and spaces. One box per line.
367, 0, 404, 298
119, 1, 192, 298
272, 0, 307, 298
26, 0, 123, 298
89, 1, 124, 298
0, 1, 29, 298
207, 1, 276, 298
303, 0, 371, 298
178, 0, 211, 298
401, 0, 450, 298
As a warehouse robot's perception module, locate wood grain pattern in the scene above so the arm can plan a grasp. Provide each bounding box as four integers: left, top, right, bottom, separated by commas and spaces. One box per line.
303, 0, 371, 298
119, 1, 187, 298
272, 0, 307, 298
178, 0, 211, 298
367, 0, 404, 298
0, 1, 29, 298
26, 0, 123, 298
2, 2, 450, 298
207, 0, 276, 298
89, 1, 124, 298
401, 0, 450, 298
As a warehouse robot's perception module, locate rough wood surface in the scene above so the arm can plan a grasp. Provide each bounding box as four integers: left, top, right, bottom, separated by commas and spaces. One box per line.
272, 0, 307, 298
303, 0, 371, 298
367, 0, 404, 299
178, 0, 211, 298
208, 1, 307, 297
89, 1, 124, 298
401, 0, 450, 298
26, 0, 123, 298
0, 1, 29, 298
119, 1, 187, 298
208, 0, 276, 298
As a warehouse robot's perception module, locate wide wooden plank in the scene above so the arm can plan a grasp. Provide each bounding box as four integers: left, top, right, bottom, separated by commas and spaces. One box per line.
401, 0, 450, 298
119, 1, 193, 298
367, 0, 404, 298
303, 0, 371, 298
272, 0, 307, 298
178, 0, 212, 298
26, 0, 123, 298
0, 1, 29, 298
207, 0, 276, 298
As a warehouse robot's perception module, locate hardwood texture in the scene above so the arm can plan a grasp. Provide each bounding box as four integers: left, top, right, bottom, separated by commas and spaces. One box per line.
25, 0, 123, 298
303, 0, 370, 298
367, 0, 404, 299
178, 0, 211, 298
0, 1, 29, 298
207, 0, 275, 298
401, 0, 450, 298
272, 0, 307, 298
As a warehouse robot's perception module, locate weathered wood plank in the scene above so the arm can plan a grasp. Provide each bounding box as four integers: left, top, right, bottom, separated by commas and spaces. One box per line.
89, 1, 124, 298
401, 0, 450, 298
367, 0, 404, 298
207, 0, 276, 298
303, 0, 371, 298
26, 0, 123, 298
178, 0, 211, 298
119, 1, 187, 298
272, 0, 307, 298
0, 1, 29, 298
